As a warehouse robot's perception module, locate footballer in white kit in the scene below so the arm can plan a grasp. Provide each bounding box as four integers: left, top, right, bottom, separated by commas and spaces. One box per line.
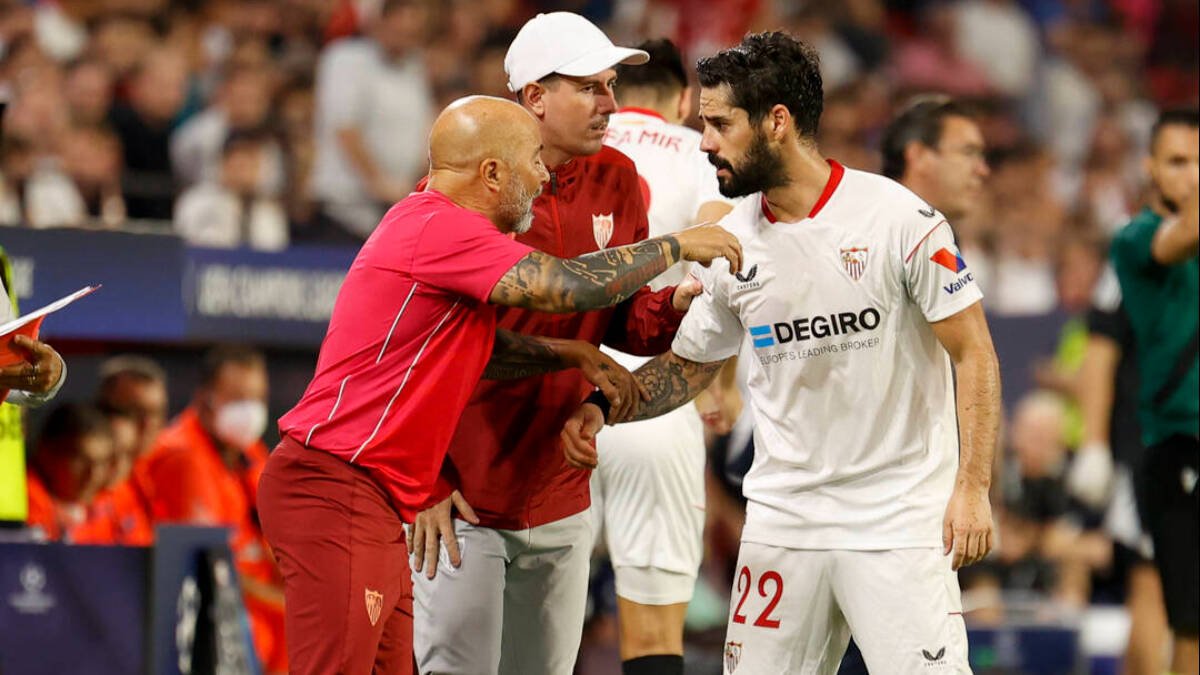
562, 33, 1001, 675
593, 39, 734, 621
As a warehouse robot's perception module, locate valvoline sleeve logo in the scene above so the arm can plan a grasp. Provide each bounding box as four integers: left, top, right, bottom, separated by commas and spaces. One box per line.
930, 248, 967, 273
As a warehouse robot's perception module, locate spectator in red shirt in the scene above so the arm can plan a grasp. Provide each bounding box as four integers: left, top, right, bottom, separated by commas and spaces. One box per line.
410, 13, 710, 675
137, 346, 286, 674
25, 403, 118, 545
258, 95, 740, 675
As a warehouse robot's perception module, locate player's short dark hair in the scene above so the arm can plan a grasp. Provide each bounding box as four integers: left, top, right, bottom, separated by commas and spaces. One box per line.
1150, 107, 1199, 151
200, 344, 265, 387
880, 96, 976, 179
695, 32, 823, 138
616, 39, 687, 95
37, 403, 111, 454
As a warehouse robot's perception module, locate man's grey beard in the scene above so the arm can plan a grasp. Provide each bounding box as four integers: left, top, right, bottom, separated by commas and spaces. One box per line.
511, 208, 534, 234
500, 180, 539, 234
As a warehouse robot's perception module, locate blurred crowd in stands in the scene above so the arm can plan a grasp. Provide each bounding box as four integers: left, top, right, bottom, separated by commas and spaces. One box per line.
0, 0, 1195, 265
2, 0, 1197, 672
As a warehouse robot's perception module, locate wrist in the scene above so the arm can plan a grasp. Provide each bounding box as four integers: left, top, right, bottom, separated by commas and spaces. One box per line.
549, 338, 583, 367
955, 476, 990, 494
662, 234, 682, 265
583, 389, 611, 423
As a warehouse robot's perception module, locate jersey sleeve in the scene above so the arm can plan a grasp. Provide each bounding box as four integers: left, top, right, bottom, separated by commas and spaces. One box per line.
1086, 301, 1133, 346
1110, 216, 1161, 274
671, 263, 743, 362
902, 218, 983, 322
412, 211, 536, 303
602, 285, 685, 355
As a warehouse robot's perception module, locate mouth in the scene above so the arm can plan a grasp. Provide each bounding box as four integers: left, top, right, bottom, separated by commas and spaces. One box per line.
707, 153, 733, 173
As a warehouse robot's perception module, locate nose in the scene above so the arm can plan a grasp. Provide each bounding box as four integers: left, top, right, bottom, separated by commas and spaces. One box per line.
700, 127, 718, 154
537, 162, 550, 184
976, 158, 991, 179
596, 82, 617, 115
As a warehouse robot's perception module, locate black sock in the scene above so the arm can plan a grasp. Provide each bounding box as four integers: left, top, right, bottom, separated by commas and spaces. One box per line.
622, 654, 684, 675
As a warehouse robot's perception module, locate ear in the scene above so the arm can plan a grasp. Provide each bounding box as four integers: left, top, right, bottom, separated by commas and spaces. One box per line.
480, 158, 504, 193
905, 141, 933, 174
677, 87, 693, 121
522, 82, 547, 118
768, 104, 792, 141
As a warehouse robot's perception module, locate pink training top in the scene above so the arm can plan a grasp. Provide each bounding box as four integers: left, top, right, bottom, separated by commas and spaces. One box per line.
278, 189, 534, 519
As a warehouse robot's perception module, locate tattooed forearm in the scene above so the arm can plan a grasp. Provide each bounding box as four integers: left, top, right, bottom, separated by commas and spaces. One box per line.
490, 236, 682, 313
482, 329, 569, 379
625, 351, 727, 421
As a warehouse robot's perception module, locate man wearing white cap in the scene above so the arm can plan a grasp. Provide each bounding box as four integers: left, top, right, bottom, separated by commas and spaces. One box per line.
409, 12, 704, 675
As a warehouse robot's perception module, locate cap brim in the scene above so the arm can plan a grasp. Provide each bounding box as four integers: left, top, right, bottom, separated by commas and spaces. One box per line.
555, 46, 649, 78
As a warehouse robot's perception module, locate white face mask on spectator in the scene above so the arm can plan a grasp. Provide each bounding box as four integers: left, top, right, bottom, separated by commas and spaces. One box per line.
213, 399, 268, 448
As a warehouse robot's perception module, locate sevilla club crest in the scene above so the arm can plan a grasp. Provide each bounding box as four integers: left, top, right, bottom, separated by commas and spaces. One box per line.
365, 588, 384, 626
592, 213, 614, 249
724, 641, 743, 672
840, 246, 869, 281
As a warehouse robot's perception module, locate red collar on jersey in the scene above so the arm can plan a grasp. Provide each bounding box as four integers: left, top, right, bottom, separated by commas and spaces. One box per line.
760, 159, 845, 223
617, 106, 667, 121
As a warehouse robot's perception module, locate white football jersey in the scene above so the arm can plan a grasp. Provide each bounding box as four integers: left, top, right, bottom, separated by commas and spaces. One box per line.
672, 162, 984, 550
603, 108, 731, 290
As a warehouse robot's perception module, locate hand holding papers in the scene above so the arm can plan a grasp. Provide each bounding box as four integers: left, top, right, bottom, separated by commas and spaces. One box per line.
0, 285, 99, 399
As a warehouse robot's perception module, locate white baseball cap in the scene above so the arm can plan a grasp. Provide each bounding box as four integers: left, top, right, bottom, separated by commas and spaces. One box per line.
504, 12, 649, 93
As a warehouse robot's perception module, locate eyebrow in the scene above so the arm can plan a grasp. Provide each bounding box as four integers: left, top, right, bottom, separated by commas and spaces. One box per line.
564, 74, 615, 88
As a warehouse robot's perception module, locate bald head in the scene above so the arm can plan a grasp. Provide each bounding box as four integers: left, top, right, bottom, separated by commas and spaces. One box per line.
427, 96, 548, 234
430, 96, 541, 173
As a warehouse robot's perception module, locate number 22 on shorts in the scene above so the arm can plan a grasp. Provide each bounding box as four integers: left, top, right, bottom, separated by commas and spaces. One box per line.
732, 566, 783, 628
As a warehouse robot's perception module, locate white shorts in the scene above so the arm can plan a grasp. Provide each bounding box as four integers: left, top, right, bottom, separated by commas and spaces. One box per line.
722, 543, 971, 675
591, 404, 706, 605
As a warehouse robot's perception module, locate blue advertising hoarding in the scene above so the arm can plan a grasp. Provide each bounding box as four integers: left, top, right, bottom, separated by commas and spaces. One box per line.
1, 227, 356, 348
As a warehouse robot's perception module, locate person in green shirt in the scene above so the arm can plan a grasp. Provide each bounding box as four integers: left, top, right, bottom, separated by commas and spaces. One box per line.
1110, 107, 1199, 675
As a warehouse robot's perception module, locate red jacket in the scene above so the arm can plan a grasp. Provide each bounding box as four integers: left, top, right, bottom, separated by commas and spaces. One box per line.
442, 146, 683, 529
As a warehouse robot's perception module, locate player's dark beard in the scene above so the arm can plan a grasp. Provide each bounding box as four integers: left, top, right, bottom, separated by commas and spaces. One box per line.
708, 131, 789, 198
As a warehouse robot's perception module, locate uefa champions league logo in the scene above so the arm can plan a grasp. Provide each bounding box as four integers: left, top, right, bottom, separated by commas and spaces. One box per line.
8, 562, 55, 614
